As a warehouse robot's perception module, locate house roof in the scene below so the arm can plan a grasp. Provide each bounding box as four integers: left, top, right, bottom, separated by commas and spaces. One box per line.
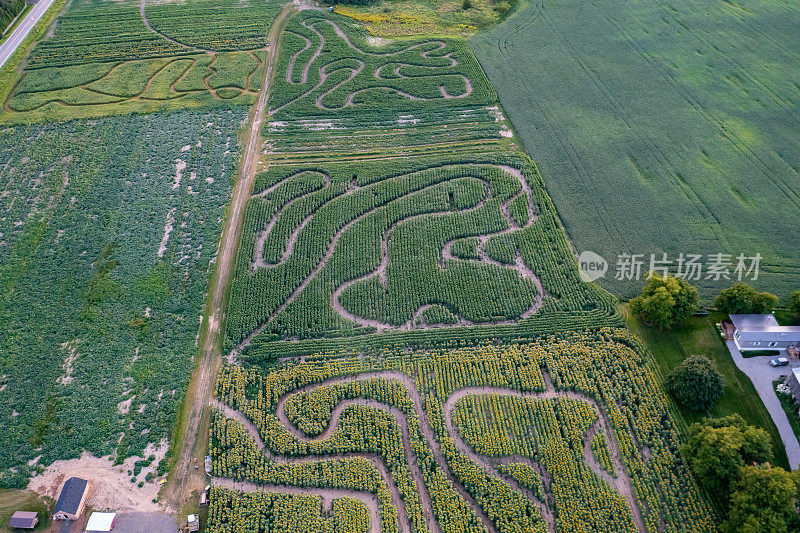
9, 511, 38, 528
86, 512, 116, 532
53, 477, 88, 515
730, 314, 800, 333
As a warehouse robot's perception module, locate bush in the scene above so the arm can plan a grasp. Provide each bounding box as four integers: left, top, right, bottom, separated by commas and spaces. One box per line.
664, 355, 724, 411
629, 273, 698, 329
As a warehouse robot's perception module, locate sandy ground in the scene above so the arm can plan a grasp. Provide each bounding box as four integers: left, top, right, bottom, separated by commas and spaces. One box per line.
28, 441, 168, 513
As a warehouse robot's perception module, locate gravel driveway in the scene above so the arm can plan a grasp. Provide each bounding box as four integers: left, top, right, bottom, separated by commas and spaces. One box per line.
726, 340, 800, 469
110, 512, 178, 533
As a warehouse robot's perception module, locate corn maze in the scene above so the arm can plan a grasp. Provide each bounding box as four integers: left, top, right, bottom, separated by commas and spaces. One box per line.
207, 329, 716, 533
269, 11, 496, 117
225, 154, 616, 350
2, 0, 284, 120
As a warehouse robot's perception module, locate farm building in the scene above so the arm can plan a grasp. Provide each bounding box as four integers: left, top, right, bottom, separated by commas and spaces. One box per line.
785, 368, 800, 402
52, 477, 91, 521
730, 314, 800, 352
86, 512, 117, 532
8, 511, 38, 529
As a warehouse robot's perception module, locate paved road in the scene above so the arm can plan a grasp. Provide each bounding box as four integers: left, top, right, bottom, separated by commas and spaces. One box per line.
726, 340, 800, 469
0, 0, 57, 68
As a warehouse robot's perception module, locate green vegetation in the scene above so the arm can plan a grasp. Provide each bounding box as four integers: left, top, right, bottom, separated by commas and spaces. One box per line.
623, 309, 789, 468
714, 282, 780, 315
208, 487, 371, 533
664, 355, 725, 412
0, 0, 25, 35
0, 109, 244, 486
681, 416, 800, 530
725, 465, 800, 533
469, 0, 800, 301
0, 489, 51, 532
774, 380, 800, 447
629, 274, 698, 329
790, 291, 800, 318
330, 0, 518, 37
681, 415, 772, 501
226, 153, 616, 353
211, 331, 716, 532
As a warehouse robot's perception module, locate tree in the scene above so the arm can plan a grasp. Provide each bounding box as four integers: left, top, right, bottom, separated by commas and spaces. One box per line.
664, 355, 724, 411
790, 290, 800, 318
680, 414, 772, 500
724, 465, 800, 533
715, 282, 779, 314
629, 273, 699, 329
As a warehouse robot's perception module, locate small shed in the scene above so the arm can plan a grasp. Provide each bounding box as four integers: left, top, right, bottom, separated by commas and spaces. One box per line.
199, 491, 208, 506
8, 511, 38, 529
86, 512, 117, 532
53, 477, 91, 521
204, 456, 212, 474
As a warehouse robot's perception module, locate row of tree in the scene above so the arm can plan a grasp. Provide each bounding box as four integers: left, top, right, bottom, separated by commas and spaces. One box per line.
630, 273, 800, 330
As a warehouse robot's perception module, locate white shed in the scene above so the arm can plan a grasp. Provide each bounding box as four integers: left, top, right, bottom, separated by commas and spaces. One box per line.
86, 512, 117, 532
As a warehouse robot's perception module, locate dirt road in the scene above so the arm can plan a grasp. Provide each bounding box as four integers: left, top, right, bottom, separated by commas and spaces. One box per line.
160, 3, 295, 513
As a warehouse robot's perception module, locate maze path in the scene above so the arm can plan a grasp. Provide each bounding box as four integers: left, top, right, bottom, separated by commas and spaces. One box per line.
212, 370, 646, 533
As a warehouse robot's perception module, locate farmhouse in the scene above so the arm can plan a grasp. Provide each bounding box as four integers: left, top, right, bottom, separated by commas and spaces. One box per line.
730, 314, 800, 352
52, 477, 91, 521
8, 511, 38, 529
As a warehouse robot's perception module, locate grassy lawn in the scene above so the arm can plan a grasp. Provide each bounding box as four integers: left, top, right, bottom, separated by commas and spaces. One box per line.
622, 305, 790, 470
0, 489, 52, 533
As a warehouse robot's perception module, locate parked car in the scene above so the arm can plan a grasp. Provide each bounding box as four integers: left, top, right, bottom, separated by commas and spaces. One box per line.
769, 357, 789, 367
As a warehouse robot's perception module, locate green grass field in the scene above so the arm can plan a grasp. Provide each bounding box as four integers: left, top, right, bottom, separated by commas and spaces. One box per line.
469, 0, 800, 301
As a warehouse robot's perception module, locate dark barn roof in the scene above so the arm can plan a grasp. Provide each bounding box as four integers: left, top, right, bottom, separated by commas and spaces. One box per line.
54, 477, 88, 515
9, 511, 38, 528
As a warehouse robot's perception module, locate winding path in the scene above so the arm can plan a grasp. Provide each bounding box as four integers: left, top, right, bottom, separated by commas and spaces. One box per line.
213, 370, 647, 533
